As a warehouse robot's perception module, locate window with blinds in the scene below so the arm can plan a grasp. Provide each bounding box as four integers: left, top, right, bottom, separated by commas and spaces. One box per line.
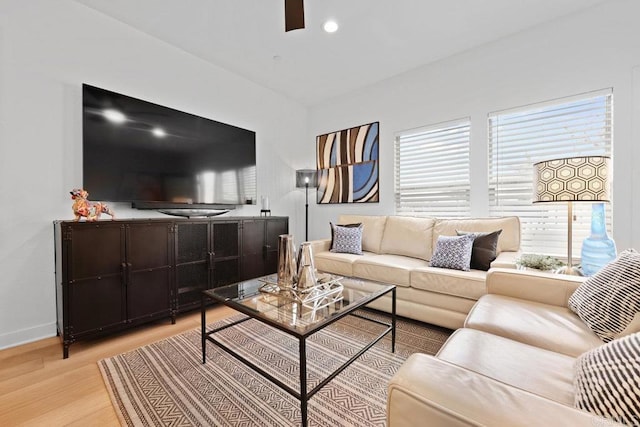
395, 118, 471, 217
488, 90, 613, 256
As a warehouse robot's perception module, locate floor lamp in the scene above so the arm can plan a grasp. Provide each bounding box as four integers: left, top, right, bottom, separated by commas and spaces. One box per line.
296, 169, 318, 242
533, 156, 611, 275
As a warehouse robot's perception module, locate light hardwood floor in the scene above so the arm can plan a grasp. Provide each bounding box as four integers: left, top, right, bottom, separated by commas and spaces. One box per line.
0, 305, 236, 426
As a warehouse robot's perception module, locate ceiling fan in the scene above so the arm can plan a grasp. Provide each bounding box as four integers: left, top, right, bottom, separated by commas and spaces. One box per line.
285, 0, 305, 31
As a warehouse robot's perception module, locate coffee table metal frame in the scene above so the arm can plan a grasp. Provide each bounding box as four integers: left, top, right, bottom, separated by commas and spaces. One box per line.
201, 276, 396, 427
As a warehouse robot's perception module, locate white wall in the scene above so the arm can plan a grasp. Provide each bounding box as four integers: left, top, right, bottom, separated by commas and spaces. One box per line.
307, 0, 640, 251
0, 0, 308, 349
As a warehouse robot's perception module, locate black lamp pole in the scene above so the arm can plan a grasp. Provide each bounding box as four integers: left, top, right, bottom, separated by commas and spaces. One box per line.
296, 169, 315, 242
304, 178, 309, 241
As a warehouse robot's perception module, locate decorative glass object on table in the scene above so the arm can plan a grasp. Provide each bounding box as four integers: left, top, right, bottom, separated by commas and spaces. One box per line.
581, 202, 617, 276
258, 272, 344, 312
296, 241, 317, 289
271, 235, 343, 311
276, 234, 298, 290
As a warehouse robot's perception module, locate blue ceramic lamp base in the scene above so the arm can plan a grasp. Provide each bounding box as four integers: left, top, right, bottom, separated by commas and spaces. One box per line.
581, 202, 617, 276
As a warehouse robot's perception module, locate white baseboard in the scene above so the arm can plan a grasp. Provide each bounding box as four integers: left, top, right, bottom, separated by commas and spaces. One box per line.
0, 322, 57, 351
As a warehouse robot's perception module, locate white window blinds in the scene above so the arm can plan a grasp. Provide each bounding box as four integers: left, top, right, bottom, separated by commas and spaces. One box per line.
488, 90, 613, 256
395, 118, 471, 217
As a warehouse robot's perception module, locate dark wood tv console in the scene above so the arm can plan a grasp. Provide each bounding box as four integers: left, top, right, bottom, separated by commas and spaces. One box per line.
54, 216, 288, 358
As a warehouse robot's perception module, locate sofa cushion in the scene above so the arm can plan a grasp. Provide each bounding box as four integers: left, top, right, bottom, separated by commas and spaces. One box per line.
490, 250, 520, 269
457, 229, 502, 271
568, 248, 640, 342
437, 328, 576, 405
429, 234, 475, 271
352, 254, 428, 288
433, 216, 520, 253
574, 332, 640, 425
354, 288, 472, 329
388, 354, 614, 427
465, 294, 603, 357
330, 224, 363, 255
338, 215, 387, 253
395, 287, 477, 314
411, 267, 487, 300
313, 251, 369, 277
380, 216, 435, 261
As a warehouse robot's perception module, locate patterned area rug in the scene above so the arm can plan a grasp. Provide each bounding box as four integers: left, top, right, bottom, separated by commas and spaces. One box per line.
99, 310, 451, 426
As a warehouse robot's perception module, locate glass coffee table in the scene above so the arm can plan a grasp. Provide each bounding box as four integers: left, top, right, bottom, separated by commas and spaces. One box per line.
201, 273, 396, 427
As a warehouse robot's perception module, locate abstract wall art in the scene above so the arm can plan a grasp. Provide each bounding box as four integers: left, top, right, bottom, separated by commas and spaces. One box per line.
316, 121, 379, 204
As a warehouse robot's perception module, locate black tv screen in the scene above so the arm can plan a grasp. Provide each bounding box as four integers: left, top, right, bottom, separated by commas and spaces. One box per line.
82, 84, 256, 208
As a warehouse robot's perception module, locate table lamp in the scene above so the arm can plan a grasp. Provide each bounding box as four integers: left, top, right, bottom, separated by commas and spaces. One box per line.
533, 156, 611, 275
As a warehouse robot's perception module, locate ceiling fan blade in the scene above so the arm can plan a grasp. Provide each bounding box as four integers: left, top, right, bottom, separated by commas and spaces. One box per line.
285, 0, 305, 32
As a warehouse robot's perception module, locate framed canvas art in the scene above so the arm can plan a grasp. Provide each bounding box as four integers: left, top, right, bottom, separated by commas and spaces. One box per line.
316, 121, 379, 204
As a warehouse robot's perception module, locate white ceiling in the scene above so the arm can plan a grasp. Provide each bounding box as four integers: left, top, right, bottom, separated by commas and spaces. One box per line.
74, 0, 608, 106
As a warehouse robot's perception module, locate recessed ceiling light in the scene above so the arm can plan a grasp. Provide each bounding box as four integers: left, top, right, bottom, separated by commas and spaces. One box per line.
323, 20, 338, 33
152, 127, 166, 138
103, 109, 126, 124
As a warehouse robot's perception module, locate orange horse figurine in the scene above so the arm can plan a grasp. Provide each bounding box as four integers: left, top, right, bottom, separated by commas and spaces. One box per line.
70, 188, 115, 221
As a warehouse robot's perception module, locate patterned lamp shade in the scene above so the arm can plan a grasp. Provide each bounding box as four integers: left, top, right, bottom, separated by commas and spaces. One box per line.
533, 156, 611, 203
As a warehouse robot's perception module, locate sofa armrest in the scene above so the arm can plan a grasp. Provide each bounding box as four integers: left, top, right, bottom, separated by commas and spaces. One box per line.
388, 354, 621, 427
490, 250, 521, 269
308, 238, 331, 254
486, 268, 585, 307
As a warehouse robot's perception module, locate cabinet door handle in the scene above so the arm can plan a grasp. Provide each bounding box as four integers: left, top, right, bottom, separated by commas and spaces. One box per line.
121, 262, 127, 285
127, 262, 133, 285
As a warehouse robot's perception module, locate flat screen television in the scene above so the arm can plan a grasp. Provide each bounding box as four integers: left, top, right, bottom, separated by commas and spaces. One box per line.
82, 84, 256, 212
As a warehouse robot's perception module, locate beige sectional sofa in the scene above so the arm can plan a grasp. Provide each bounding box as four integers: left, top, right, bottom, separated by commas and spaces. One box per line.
309, 214, 521, 329
388, 268, 624, 426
